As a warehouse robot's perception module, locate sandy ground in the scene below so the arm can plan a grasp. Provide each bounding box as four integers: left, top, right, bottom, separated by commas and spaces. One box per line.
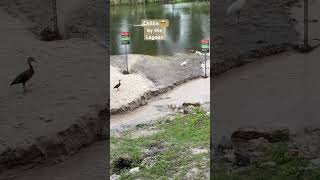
111, 53, 205, 87
212, 0, 298, 62
213, 0, 320, 141
110, 53, 206, 111
0, 5, 106, 178
110, 65, 155, 109
111, 73, 210, 132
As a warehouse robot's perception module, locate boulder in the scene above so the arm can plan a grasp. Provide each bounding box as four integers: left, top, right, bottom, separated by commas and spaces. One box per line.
182, 102, 201, 107
231, 128, 289, 142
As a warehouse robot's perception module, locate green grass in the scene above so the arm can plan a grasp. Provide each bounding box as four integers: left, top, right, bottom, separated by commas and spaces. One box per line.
212, 143, 320, 180
110, 108, 210, 179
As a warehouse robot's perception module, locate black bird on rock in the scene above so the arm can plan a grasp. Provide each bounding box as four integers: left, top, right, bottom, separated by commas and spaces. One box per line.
113, 80, 121, 91
10, 57, 37, 93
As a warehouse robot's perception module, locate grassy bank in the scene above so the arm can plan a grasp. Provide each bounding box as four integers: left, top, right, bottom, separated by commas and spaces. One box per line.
110, 0, 208, 5
110, 108, 210, 179
213, 143, 320, 180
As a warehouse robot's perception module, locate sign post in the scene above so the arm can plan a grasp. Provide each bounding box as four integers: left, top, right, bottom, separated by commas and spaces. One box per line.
120, 32, 130, 73
201, 39, 210, 78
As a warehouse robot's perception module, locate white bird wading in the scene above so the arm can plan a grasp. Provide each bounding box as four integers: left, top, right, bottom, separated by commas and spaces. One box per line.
227, 0, 246, 24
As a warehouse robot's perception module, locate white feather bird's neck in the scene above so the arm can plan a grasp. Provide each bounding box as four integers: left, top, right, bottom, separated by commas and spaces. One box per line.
227, 0, 246, 15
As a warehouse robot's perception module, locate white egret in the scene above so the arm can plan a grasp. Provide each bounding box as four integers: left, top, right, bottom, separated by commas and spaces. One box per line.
227, 0, 246, 24
180, 60, 189, 66
195, 50, 203, 55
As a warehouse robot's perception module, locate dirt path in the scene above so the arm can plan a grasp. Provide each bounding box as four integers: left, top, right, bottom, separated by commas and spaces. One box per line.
8, 141, 107, 180
213, 0, 320, 141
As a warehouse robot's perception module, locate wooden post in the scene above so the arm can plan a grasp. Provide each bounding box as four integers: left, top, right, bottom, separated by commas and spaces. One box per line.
304, 0, 309, 48
125, 44, 129, 73
204, 53, 207, 77
52, 0, 61, 39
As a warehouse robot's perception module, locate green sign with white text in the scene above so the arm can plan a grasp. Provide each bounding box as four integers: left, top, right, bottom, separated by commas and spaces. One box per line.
201, 39, 209, 53
120, 32, 130, 45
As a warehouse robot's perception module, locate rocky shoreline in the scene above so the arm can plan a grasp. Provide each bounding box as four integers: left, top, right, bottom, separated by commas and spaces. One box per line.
213, 127, 320, 177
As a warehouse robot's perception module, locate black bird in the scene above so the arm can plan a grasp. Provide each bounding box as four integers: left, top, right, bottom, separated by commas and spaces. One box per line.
113, 80, 121, 91
10, 57, 37, 93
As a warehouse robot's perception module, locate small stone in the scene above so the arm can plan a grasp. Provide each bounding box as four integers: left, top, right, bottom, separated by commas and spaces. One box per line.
129, 167, 140, 174
191, 148, 209, 155
110, 174, 120, 180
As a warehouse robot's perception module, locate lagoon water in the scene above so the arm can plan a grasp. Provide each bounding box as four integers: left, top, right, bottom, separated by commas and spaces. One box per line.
110, 2, 210, 55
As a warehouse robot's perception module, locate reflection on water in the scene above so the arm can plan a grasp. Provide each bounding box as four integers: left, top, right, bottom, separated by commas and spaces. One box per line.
111, 2, 210, 55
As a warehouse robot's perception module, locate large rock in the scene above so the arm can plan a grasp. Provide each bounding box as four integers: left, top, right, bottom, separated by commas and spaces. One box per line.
231, 128, 289, 142
182, 102, 201, 107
